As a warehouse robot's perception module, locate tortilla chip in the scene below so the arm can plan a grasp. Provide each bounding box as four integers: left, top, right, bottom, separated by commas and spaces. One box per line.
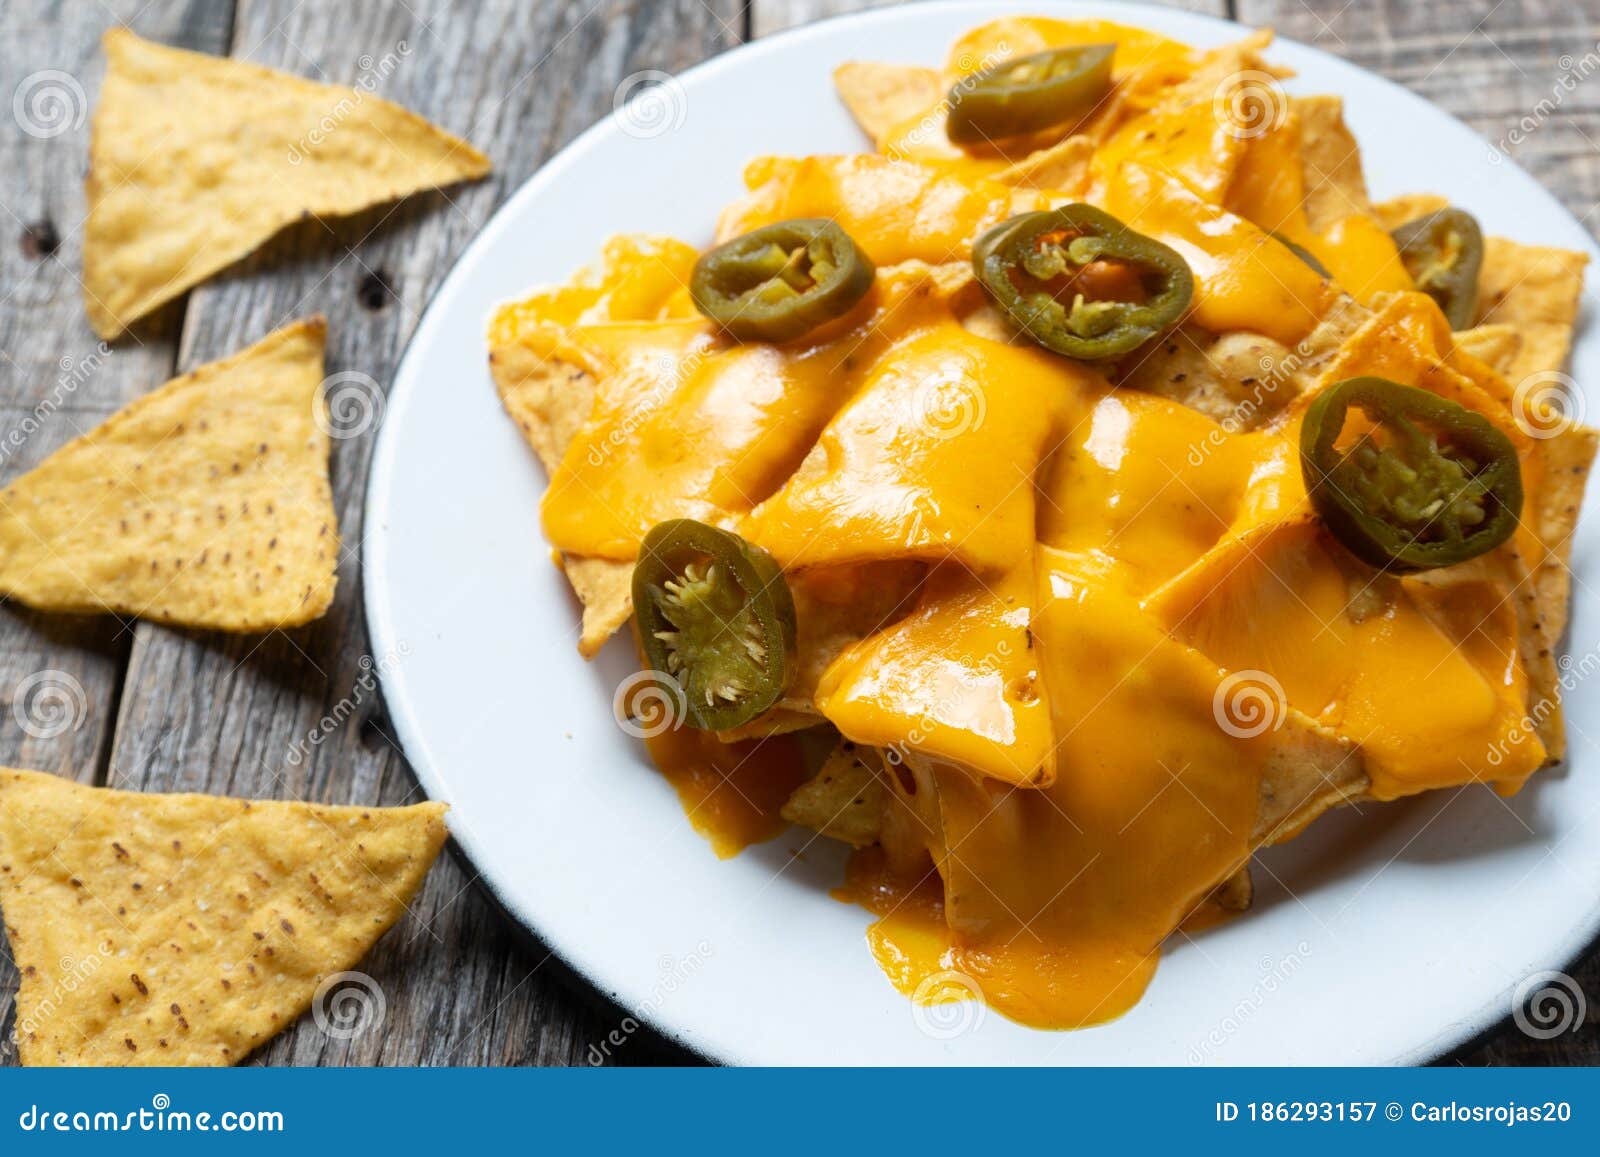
0, 318, 338, 631
487, 342, 627, 657
489, 343, 597, 477
833, 61, 944, 144
85, 29, 490, 339
1476, 236, 1588, 379
715, 708, 823, 743
0, 768, 448, 1066
562, 554, 633, 658
1294, 95, 1372, 230
1454, 323, 1524, 376
992, 135, 1093, 193
1528, 425, 1599, 650
1372, 193, 1448, 232
1211, 866, 1254, 912
1116, 326, 1305, 426
490, 240, 705, 656
1254, 710, 1368, 845
1116, 295, 1370, 425
1374, 200, 1588, 379
780, 743, 885, 847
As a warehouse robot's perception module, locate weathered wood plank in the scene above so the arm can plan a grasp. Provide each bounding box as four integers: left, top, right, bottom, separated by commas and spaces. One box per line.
0, 0, 236, 1069
98, 0, 742, 1067
1238, 0, 1600, 223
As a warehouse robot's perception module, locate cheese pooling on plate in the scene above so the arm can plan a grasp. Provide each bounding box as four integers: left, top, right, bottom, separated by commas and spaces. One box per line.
487, 16, 1596, 1030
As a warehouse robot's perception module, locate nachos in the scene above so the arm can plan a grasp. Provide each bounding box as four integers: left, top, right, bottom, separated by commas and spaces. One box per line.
489, 16, 1595, 1028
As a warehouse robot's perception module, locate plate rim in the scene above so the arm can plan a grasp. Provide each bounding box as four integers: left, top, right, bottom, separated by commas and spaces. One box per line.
363, 0, 1600, 1066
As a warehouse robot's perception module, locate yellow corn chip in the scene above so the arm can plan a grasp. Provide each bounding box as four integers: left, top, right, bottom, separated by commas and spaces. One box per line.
1294, 95, 1372, 230
992, 135, 1093, 192
780, 743, 885, 847
490, 343, 597, 477
1454, 323, 1523, 375
0, 769, 448, 1066
833, 61, 944, 144
1528, 425, 1598, 651
1476, 236, 1589, 380
0, 318, 338, 631
1254, 709, 1368, 845
1210, 866, 1254, 912
85, 29, 491, 339
487, 336, 627, 656
1372, 192, 1448, 232
561, 553, 634, 658
1116, 295, 1371, 425
1374, 198, 1588, 379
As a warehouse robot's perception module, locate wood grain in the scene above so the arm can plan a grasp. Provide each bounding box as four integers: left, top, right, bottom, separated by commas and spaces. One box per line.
1, 0, 1596, 1067
1236, 0, 1600, 222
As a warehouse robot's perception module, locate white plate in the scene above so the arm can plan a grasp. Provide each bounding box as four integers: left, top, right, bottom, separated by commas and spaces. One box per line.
365, 0, 1600, 1065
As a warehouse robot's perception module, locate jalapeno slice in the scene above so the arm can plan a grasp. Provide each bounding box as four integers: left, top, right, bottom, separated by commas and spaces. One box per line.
1299, 376, 1523, 572
1390, 208, 1484, 329
1269, 230, 1331, 279
632, 520, 797, 731
947, 44, 1115, 145
972, 204, 1194, 360
690, 219, 875, 343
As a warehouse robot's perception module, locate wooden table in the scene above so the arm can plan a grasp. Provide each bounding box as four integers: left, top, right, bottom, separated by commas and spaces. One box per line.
1, 0, 1596, 1066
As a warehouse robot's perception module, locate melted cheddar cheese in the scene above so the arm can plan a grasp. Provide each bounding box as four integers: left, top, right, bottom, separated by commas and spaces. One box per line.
495, 15, 1588, 1032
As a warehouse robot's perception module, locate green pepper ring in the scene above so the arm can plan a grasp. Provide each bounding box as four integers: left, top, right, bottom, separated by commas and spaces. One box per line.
689, 218, 875, 343
947, 43, 1116, 146
1299, 376, 1524, 572
632, 519, 797, 732
1390, 207, 1484, 330
972, 204, 1194, 361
